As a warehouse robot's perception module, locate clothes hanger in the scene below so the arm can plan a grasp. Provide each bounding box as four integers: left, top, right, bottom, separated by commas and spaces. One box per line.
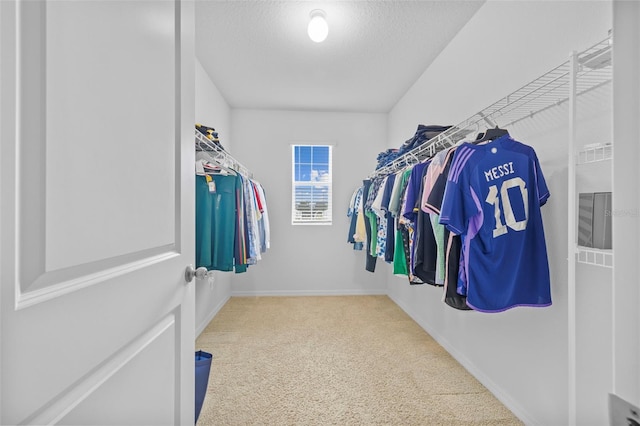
474, 126, 509, 144
407, 151, 420, 165
213, 151, 237, 175
203, 160, 237, 176
196, 151, 237, 176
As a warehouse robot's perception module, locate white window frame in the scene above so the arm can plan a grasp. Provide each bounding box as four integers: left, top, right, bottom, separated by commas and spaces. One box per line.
291, 144, 333, 225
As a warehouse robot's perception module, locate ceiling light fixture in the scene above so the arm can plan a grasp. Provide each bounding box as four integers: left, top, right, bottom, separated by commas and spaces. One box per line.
308, 10, 328, 43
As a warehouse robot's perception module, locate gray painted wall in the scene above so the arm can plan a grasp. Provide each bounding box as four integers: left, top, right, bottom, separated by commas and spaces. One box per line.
229, 109, 388, 296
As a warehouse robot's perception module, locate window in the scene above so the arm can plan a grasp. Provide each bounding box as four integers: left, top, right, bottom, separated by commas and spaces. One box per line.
292, 145, 332, 225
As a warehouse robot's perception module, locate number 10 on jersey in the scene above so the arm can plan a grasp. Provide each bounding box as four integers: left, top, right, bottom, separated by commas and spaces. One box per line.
485, 177, 529, 238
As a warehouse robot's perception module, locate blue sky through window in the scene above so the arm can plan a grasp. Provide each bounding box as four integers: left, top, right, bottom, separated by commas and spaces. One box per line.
294, 145, 330, 182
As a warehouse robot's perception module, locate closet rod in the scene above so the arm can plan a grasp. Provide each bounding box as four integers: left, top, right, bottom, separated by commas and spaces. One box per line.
195, 130, 254, 179
370, 35, 612, 179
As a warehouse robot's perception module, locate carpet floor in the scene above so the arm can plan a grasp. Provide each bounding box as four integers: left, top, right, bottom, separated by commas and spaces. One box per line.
195, 295, 523, 425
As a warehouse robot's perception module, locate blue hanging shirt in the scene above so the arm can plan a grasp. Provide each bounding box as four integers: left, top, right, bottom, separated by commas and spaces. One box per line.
439, 135, 551, 313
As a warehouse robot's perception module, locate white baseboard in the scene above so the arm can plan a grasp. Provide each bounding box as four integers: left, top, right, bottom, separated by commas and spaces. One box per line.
196, 294, 231, 338
230, 289, 387, 297
388, 293, 539, 426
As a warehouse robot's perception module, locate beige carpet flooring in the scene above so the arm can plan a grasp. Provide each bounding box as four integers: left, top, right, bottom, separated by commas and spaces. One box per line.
195, 295, 523, 425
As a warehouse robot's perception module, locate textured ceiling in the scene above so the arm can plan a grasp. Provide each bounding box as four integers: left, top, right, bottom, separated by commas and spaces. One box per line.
195, 1, 484, 113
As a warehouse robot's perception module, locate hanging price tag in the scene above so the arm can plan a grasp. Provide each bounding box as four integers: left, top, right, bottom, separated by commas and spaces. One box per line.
205, 175, 216, 193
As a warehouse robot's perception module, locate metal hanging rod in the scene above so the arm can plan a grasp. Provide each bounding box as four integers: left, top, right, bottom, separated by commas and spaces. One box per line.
369, 35, 612, 179
195, 130, 254, 179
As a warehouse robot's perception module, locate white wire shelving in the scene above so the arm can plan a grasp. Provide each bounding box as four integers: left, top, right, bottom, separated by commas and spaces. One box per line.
577, 144, 613, 164
195, 130, 253, 178
566, 35, 613, 426
576, 246, 613, 268
370, 36, 613, 179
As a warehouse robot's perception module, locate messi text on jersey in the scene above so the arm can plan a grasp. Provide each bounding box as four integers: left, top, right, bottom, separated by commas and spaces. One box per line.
484, 162, 515, 182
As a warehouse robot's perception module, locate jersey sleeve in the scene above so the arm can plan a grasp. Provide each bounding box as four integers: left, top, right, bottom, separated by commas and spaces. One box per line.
439, 175, 466, 235
439, 147, 477, 236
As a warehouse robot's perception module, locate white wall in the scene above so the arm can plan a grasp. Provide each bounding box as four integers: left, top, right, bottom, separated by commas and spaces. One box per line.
386, 1, 612, 425
229, 109, 388, 296
612, 0, 640, 407
194, 59, 233, 336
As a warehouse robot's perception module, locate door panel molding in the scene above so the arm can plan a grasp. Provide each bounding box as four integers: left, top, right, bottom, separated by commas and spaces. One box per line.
22, 313, 177, 425
16, 247, 179, 310
11, 0, 184, 307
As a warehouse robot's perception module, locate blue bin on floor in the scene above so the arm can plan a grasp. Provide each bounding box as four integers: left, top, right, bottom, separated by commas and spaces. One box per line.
195, 350, 213, 424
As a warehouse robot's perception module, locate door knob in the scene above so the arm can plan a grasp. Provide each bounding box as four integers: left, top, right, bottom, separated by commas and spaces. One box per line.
185, 264, 209, 283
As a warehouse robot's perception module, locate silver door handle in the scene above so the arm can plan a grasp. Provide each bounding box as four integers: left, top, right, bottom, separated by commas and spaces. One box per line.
185, 264, 209, 283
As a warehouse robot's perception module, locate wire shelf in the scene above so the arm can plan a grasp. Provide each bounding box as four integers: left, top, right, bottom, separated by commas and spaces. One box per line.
576, 246, 613, 268
370, 36, 612, 179
577, 144, 613, 164
195, 130, 253, 178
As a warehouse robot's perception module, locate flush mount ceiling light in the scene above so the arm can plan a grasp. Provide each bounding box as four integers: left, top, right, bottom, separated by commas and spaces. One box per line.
308, 9, 328, 43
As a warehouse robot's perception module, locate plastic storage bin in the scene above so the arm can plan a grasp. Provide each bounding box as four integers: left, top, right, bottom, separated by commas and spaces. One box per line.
195, 350, 213, 424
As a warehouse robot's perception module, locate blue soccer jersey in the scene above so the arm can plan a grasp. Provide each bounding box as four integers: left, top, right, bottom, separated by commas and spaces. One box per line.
439, 135, 551, 312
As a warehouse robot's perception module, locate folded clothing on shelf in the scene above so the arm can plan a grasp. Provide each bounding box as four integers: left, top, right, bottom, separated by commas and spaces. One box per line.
397, 124, 452, 155
196, 123, 225, 151
375, 149, 400, 169
373, 124, 453, 171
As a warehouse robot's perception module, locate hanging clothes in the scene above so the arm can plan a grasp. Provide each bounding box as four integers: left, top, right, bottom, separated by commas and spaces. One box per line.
421, 145, 471, 310
439, 135, 551, 313
411, 161, 440, 286
195, 127, 270, 275
420, 147, 454, 285
391, 169, 412, 277
371, 176, 389, 259
361, 179, 377, 273
195, 173, 241, 272
254, 181, 270, 253
400, 161, 430, 284
364, 178, 385, 258
355, 124, 552, 314
347, 186, 365, 250
380, 174, 397, 263
234, 176, 249, 273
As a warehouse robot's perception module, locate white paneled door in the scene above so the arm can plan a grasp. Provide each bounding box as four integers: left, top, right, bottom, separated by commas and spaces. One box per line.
1, 1, 196, 424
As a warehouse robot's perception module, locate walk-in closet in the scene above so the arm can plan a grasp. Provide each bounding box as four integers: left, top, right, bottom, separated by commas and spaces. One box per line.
1, 1, 638, 425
